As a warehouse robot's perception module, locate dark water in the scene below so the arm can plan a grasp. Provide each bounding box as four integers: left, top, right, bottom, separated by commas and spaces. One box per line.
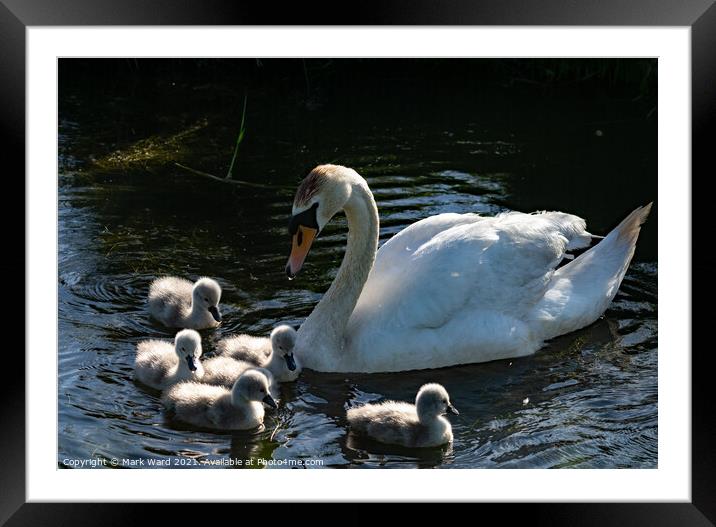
58, 59, 657, 469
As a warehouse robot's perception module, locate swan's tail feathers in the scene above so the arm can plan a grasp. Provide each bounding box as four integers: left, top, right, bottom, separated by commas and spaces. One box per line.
572, 202, 652, 272
537, 203, 652, 341
613, 202, 653, 247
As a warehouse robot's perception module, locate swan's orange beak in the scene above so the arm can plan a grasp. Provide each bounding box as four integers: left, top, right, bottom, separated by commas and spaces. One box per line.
286, 226, 317, 278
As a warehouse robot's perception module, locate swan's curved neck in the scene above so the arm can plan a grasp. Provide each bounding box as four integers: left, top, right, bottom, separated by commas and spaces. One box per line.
175, 360, 203, 382
187, 299, 210, 326
298, 179, 379, 367
417, 409, 437, 424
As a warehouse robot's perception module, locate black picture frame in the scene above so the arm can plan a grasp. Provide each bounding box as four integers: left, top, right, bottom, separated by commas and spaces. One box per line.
4, 0, 713, 524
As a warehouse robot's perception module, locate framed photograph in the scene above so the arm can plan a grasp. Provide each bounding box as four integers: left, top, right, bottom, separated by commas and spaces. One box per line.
6, 0, 712, 522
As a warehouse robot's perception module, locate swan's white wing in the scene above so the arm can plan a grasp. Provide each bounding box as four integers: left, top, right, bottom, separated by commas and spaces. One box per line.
355, 213, 485, 316
372, 213, 484, 274
346, 211, 592, 371
356, 211, 589, 324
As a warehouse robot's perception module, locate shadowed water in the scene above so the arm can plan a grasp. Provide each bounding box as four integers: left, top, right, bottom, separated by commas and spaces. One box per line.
58, 60, 657, 469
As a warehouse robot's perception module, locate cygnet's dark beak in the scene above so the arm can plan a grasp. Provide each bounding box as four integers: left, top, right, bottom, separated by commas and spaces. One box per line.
208, 305, 222, 322
262, 394, 278, 409
185, 355, 198, 372
446, 403, 459, 415
284, 353, 297, 371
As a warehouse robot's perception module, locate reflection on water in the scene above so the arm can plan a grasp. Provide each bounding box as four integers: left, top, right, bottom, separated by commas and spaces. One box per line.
58, 60, 657, 469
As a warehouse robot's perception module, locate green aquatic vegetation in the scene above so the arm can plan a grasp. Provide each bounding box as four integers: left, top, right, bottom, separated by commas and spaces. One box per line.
94, 118, 209, 170
226, 94, 248, 180
89, 106, 276, 190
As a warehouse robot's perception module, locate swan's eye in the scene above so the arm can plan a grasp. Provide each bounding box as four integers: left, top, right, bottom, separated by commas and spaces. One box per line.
204, 297, 209, 302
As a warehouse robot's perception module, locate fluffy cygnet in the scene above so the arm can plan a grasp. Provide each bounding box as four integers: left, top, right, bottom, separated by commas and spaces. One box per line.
216, 325, 300, 382
148, 276, 222, 329
201, 355, 280, 402
134, 329, 204, 390
346, 383, 459, 448
200, 356, 254, 389
162, 369, 277, 430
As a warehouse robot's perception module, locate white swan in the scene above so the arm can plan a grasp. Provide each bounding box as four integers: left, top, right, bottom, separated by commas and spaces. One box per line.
347, 383, 458, 448
285, 164, 652, 373
162, 369, 277, 431
134, 329, 204, 390
200, 355, 280, 400
148, 276, 222, 329
216, 325, 300, 382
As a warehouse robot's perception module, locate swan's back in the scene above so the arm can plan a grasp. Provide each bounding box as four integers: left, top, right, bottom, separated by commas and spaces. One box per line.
148, 276, 193, 326
355, 211, 591, 322
163, 381, 225, 413
134, 340, 176, 389
201, 356, 254, 389
347, 401, 422, 446
216, 334, 271, 364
